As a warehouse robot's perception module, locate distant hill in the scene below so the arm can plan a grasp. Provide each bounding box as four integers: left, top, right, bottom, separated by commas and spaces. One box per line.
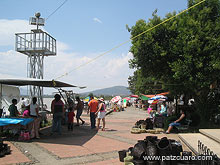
80, 86, 131, 97
20, 86, 131, 97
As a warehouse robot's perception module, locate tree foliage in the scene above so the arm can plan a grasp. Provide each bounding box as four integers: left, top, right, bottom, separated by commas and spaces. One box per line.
128, 70, 164, 95
128, 0, 220, 120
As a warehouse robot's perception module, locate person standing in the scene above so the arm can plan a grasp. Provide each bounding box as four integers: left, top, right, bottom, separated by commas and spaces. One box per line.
95, 98, 106, 131
8, 99, 19, 117
75, 96, 85, 126
29, 97, 40, 139
21, 98, 29, 114
51, 94, 64, 135
21, 98, 25, 114
87, 96, 98, 129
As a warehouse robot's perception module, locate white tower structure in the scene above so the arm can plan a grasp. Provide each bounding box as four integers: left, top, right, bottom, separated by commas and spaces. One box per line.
15, 13, 56, 108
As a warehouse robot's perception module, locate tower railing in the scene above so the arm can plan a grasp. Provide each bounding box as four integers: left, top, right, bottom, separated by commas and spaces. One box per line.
15, 30, 56, 56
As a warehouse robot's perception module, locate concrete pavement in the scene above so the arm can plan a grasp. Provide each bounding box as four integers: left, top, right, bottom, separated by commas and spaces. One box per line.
1, 107, 190, 165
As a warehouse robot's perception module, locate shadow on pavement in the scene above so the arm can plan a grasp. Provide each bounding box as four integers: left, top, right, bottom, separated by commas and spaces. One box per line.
103, 129, 117, 132
32, 124, 98, 146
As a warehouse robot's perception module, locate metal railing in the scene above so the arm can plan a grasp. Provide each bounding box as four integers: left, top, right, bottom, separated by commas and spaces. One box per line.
198, 140, 220, 165
15, 31, 56, 56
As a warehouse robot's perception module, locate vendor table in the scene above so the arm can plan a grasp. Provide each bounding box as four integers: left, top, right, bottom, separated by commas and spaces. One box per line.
0, 118, 34, 126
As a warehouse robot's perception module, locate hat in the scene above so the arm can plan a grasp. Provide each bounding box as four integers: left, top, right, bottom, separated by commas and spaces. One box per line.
99, 98, 104, 102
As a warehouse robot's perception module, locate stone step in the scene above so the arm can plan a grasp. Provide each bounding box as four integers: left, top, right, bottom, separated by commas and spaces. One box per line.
199, 129, 220, 144
178, 133, 220, 157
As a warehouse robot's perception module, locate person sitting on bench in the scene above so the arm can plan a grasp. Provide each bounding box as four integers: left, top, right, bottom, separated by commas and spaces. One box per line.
165, 109, 186, 134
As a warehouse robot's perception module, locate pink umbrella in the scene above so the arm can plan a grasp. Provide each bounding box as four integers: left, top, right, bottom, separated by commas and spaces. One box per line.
130, 95, 139, 98
123, 97, 131, 101
111, 96, 122, 103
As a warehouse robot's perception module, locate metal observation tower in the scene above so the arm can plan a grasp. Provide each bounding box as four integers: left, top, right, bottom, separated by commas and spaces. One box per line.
15, 13, 56, 108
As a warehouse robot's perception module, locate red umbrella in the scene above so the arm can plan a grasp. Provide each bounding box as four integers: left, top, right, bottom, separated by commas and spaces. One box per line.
130, 95, 139, 98
123, 97, 131, 101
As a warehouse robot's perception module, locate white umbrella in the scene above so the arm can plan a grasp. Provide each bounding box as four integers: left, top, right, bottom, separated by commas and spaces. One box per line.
111, 96, 122, 103
149, 95, 167, 100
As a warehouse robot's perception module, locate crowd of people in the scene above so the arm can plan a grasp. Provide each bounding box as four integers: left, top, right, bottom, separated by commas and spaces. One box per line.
8, 97, 41, 139
130, 97, 191, 134
6, 93, 190, 137
6, 94, 107, 139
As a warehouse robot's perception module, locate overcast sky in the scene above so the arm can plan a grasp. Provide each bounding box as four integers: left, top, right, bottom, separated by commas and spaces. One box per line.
0, 0, 187, 94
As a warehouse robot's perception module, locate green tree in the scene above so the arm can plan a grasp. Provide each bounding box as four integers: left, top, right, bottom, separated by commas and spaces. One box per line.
88, 93, 94, 98
128, 69, 164, 95
128, 0, 220, 121
100, 95, 105, 99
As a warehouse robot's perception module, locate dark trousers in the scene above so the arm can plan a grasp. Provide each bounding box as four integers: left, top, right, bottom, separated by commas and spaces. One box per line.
52, 113, 63, 134
90, 112, 96, 129
68, 123, 73, 130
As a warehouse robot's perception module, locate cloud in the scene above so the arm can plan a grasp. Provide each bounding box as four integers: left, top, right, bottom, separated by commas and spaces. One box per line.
0, 48, 134, 93
0, 46, 134, 93
93, 17, 102, 24
0, 50, 26, 77
0, 19, 134, 94
105, 52, 133, 78
42, 48, 134, 92
56, 41, 70, 52
0, 73, 20, 78
0, 19, 37, 46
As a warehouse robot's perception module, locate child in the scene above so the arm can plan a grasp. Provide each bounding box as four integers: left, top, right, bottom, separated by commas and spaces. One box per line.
67, 107, 75, 131
23, 106, 30, 117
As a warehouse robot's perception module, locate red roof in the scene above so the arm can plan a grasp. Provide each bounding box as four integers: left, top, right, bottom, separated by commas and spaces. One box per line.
157, 92, 169, 95
141, 94, 156, 98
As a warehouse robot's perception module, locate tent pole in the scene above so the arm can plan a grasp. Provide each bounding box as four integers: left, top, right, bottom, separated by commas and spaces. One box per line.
0, 83, 2, 109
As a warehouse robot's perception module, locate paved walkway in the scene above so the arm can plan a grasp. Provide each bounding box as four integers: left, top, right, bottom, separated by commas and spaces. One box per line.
1, 107, 190, 165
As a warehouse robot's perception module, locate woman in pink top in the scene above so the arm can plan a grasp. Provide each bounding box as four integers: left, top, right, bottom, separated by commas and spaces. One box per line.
95, 98, 106, 131
23, 109, 30, 117
22, 107, 32, 133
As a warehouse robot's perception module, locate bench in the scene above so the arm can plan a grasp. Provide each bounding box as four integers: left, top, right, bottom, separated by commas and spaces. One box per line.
175, 119, 192, 132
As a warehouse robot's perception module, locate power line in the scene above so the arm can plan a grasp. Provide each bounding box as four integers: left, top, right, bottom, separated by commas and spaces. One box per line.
55, 0, 206, 80
46, 0, 68, 20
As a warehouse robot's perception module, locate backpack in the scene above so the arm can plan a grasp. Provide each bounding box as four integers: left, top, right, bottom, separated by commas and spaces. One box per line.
154, 116, 164, 128
145, 118, 153, 129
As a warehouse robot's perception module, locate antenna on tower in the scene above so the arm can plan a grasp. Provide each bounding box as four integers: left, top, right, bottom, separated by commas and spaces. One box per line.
29, 12, 45, 30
